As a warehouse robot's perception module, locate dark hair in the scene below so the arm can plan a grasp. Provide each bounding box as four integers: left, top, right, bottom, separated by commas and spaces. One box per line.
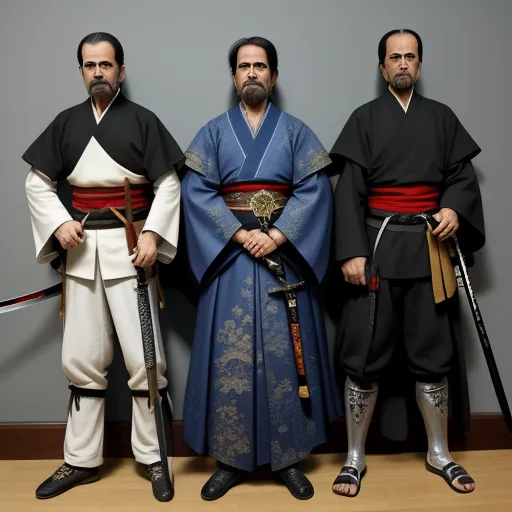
228, 36, 278, 75
77, 32, 124, 67
378, 29, 423, 65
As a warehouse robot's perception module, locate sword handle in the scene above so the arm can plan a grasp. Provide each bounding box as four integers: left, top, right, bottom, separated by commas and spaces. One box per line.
126, 223, 138, 256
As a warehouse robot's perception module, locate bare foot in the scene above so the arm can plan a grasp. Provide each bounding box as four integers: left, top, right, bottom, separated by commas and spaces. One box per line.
426, 461, 475, 493
332, 481, 358, 496
332, 466, 364, 497
451, 475, 475, 492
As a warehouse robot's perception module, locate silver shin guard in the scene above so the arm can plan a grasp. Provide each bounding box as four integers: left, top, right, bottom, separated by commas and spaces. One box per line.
345, 377, 378, 471
416, 377, 452, 469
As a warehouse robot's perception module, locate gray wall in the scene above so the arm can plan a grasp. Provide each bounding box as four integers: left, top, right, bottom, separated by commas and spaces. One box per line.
1, 0, 510, 424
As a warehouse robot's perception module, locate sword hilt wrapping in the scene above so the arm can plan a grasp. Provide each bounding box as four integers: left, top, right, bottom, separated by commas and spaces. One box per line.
364, 260, 379, 292
137, 267, 157, 372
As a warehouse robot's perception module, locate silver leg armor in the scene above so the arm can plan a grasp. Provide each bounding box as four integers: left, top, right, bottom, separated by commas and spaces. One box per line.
416, 377, 452, 469
344, 377, 378, 471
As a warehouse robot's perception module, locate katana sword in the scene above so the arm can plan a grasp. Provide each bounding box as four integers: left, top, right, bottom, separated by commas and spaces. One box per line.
250, 189, 310, 399
422, 214, 512, 434
124, 178, 174, 500
0, 283, 62, 314
0, 213, 90, 315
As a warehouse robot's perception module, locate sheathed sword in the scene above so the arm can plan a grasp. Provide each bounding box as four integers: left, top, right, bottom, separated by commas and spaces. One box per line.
124, 178, 174, 499
423, 214, 512, 434
250, 190, 310, 399
0, 213, 90, 315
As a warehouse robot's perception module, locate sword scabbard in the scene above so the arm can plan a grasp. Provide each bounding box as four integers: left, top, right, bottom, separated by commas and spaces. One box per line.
125, 222, 138, 256
262, 254, 310, 400
59, 251, 67, 317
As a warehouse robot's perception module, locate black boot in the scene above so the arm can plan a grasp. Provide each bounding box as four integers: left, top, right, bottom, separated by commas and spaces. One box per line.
200, 464, 242, 501
35, 462, 100, 499
147, 462, 174, 502
280, 465, 314, 500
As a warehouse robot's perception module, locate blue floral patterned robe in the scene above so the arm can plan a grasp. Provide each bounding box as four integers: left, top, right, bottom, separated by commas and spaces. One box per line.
182, 103, 340, 471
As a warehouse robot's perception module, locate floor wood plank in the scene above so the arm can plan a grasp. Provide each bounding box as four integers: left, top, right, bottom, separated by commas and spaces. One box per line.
0, 451, 510, 511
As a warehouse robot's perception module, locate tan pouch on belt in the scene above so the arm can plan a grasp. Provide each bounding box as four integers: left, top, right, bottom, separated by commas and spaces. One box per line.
426, 225, 457, 303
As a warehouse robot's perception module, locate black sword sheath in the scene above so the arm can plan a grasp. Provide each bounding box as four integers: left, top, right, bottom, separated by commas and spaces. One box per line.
423, 214, 512, 434
250, 191, 310, 400
124, 178, 174, 497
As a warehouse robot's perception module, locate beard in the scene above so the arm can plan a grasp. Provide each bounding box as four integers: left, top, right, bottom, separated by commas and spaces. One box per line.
391, 72, 416, 90
88, 79, 117, 97
240, 81, 269, 107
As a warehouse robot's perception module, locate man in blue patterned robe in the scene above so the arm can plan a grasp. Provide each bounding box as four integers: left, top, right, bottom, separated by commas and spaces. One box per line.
181, 37, 340, 501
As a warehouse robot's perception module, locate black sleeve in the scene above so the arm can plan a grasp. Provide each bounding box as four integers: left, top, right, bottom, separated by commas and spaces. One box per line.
22, 113, 67, 181
334, 159, 370, 262
143, 115, 185, 182
440, 159, 485, 253
444, 108, 481, 166
330, 110, 371, 170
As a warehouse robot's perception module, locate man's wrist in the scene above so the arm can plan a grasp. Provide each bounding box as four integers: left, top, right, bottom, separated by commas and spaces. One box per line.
268, 228, 286, 246
141, 230, 160, 243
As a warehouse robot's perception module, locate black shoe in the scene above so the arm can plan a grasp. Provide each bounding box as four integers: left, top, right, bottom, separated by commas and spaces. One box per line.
147, 462, 174, 502
280, 466, 314, 500
35, 462, 100, 499
200, 466, 242, 501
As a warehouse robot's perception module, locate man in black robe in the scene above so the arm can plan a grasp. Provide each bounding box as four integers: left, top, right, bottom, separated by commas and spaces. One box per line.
23, 32, 183, 501
330, 29, 484, 497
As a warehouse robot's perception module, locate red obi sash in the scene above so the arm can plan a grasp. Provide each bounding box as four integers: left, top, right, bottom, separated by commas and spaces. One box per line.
368, 185, 439, 213
72, 184, 152, 212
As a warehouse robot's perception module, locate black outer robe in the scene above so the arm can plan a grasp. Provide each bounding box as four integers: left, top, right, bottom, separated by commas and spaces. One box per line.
22, 92, 184, 205
330, 90, 486, 438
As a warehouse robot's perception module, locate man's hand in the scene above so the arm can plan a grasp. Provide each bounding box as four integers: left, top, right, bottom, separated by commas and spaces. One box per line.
231, 228, 249, 244
132, 231, 159, 268
432, 208, 459, 241
341, 256, 367, 286
54, 220, 85, 250
243, 229, 278, 258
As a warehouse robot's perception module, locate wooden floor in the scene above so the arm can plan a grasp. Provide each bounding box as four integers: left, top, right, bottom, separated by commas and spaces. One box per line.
1, 451, 511, 511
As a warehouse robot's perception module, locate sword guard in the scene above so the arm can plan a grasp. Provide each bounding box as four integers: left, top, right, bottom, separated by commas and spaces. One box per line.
268, 281, 306, 295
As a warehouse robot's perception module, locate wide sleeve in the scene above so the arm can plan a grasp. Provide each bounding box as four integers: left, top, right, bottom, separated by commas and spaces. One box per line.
444, 108, 481, 167
333, 160, 370, 263
143, 115, 185, 182
25, 168, 73, 263
440, 159, 485, 253
290, 123, 331, 184
440, 108, 485, 253
182, 171, 241, 284
272, 170, 333, 283
330, 110, 371, 170
142, 170, 181, 264
182, 125, 242, 284
22, 114, 67, 181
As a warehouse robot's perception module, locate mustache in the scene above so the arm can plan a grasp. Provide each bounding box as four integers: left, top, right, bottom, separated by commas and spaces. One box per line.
90, 80, 111, 87
243, 80, 264, 88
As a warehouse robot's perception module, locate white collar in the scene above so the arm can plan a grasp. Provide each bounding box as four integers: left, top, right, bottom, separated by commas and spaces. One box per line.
389, 86, 414, 113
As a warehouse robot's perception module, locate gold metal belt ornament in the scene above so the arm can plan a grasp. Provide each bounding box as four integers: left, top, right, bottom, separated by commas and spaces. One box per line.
223, 189, 288, 212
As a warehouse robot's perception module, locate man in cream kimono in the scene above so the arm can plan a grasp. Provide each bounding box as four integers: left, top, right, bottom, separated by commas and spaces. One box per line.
23, 32, 183, 502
